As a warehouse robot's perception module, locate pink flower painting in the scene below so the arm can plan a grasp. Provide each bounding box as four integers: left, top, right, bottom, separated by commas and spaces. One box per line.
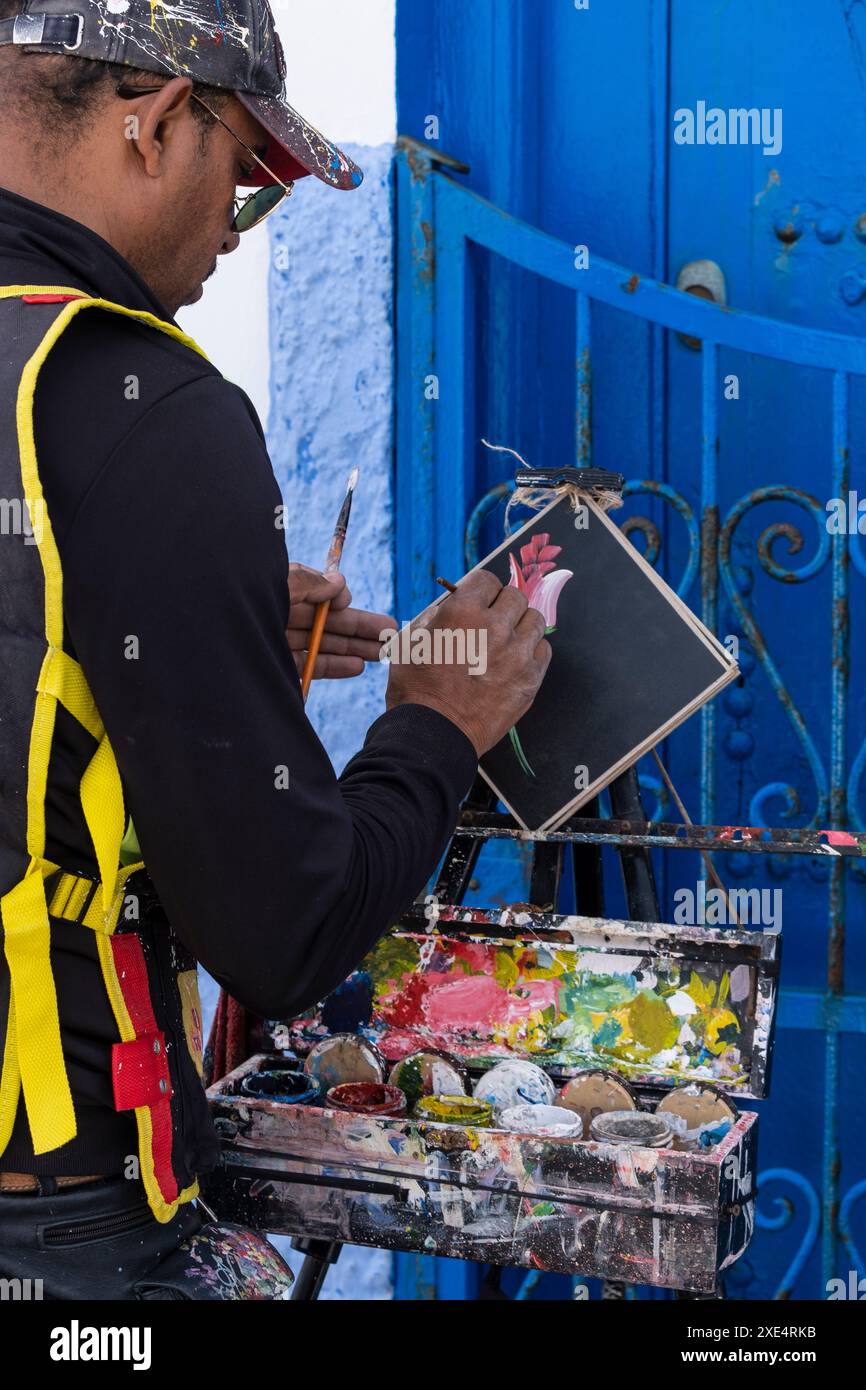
506, 533, 573, 778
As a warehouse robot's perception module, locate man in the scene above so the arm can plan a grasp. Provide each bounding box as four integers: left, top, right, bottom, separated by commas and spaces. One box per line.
0, 0, 550, 1298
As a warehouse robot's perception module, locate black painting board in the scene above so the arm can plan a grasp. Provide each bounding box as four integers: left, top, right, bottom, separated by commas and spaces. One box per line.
442, 492, 738, 832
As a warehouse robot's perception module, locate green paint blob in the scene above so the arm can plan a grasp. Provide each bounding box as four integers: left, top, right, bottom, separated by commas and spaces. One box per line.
625, 991, 680, 1055
592, 1016, 623, 1050
572, 975, 637, 1010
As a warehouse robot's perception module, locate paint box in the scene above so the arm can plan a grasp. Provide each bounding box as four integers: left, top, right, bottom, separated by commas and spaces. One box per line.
205, 904, 778, 1293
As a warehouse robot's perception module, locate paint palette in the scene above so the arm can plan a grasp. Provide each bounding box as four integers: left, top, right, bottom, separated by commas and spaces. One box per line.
205, 905, 778, 1293
286, 904, 778, 1100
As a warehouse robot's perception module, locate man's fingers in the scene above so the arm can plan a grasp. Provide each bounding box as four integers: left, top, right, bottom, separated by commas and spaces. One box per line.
288, 565, 351, 610
302, 653, 366, 680
515, 606, 548, 646
288, 629, 388, 662
535, 637, 553, 673
455, 569, 502, 606
288, 604, 395, 641
490, 584, 529, 626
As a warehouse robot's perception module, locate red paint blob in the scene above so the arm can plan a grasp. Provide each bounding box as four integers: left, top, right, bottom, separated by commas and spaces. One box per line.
326, 1083, 407, 1116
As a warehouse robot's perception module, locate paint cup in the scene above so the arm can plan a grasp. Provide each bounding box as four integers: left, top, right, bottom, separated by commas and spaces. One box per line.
416, 1094, 494, 1127
303, 1033, 385, 1095
240, 1070, 320, 1106
499, 1103, 584, 1138
325, 1082, 407, 1116
655, 1082, 738, 1151
472, 1059, 556, 1117
388, 1051, 467, 1113
555, 1069, 640, 1139
589, 1110, 673, 1149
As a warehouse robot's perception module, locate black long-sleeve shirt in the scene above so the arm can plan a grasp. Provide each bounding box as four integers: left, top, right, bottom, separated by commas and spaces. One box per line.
0, 187, 477, 1167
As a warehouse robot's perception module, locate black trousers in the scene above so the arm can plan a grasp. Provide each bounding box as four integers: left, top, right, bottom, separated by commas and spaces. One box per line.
0, 1176, 293, 1300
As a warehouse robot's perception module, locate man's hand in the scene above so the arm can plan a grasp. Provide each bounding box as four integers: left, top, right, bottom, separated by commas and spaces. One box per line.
385, 571, 552, 756
287, 563, 397, 681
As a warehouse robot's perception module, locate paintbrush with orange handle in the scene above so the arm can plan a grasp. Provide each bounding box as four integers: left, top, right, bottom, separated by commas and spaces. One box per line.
301, 467, 360, 700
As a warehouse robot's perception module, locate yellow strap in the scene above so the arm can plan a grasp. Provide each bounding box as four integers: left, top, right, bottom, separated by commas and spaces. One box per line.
38, 647, 104, 743
0, 868, 75, 1154
0, 991, 22, 1155
47, 871, 76, 918
37, 647, 123, 914
80, 736, 127, 917
0, 285, 86, 301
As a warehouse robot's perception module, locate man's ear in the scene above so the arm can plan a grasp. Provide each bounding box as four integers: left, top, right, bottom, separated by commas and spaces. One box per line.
124, 77, 195, 179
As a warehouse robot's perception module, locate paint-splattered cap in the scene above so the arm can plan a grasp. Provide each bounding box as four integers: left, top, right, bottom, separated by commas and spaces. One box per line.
0, 0, 364, 191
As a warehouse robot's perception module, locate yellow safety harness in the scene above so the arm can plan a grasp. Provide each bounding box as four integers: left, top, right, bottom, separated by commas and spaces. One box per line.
0, 285, 209, 1220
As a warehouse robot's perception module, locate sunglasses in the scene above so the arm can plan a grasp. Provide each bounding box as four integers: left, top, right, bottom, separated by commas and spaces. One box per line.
116, 81, 294, 233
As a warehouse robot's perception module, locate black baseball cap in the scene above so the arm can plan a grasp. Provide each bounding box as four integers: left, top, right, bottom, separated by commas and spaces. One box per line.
0, 0, 364, 191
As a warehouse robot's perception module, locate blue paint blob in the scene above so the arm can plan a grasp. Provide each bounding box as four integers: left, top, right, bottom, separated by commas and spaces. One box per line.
321, 971, 375, 1033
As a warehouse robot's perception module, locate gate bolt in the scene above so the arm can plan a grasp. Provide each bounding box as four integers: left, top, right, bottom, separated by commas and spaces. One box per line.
840, 266, 866, 305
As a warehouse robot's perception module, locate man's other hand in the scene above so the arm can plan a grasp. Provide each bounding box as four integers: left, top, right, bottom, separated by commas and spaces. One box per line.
287, 563, 397, 680
384, 571, 552, 755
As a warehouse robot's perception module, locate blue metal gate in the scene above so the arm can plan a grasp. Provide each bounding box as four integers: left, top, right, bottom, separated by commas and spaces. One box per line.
393, 128, 866, 1299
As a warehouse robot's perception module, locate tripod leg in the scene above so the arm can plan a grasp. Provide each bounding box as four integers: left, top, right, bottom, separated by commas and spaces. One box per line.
571, 796, 605, 917
608, 767, 660, 922
529, 840, 564, 910
290, 1238, 342, 1300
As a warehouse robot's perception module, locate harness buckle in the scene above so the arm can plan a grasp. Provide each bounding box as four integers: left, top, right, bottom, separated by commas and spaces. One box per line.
12, 12, 83, 51
61, 13, 83, 51
12, 13, 45, 43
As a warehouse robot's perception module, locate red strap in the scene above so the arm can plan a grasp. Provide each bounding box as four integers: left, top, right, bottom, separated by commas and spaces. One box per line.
20, 293, 85, 304
110, 934, 178, 1205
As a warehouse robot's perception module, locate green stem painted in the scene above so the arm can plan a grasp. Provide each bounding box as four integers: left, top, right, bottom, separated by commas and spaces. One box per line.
509, 725, 536, 778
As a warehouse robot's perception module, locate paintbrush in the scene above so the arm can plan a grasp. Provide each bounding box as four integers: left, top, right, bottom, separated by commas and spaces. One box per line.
301, 467, 360, 700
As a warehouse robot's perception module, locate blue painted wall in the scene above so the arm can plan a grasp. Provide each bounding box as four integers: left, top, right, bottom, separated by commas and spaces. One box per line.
267, 143, 396, 772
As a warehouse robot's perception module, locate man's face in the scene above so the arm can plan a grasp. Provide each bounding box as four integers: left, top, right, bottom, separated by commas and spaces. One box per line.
120, 84, 272, 315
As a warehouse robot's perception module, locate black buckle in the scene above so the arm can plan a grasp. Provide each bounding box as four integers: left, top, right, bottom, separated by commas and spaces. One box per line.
513, 465, 626, 497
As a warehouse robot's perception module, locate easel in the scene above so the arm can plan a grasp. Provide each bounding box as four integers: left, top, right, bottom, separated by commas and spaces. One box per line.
291, 762, 688, 1301
290, 465, 722, 1300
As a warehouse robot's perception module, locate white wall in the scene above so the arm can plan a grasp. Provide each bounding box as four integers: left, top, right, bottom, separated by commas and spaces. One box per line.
177, 0, 396, 426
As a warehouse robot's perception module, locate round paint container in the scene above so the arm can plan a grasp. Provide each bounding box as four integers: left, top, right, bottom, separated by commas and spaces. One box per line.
388, 1051, 467, 1113
589, 1110, 673, 1149
416, 1094, 494, 1127
472, 1060, 556, 1117
303, 1033, 385, 1095
656, 1082, 738, 1151
499, 1104, 584, 1138
555, 1069, 640, 1139
325, 1082, 407, 1116
240, 1070, 320, 1106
